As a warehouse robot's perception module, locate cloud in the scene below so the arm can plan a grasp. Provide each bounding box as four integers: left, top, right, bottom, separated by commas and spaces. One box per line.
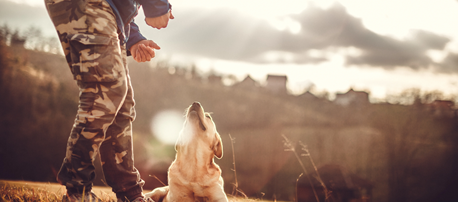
146, 3, 456, 73
140, 8, 281, 60
1, 0, 456, 73
283, 3, 452, 70
411, 30, 450, 50
438, 53, 458, 73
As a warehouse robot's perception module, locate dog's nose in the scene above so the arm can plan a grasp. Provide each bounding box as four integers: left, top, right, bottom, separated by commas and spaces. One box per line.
188, 102, 202, 113
192, 102, 201, 108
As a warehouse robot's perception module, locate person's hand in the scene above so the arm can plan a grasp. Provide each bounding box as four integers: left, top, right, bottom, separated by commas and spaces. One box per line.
145, 10, 174, 29
130, 40, 161, 62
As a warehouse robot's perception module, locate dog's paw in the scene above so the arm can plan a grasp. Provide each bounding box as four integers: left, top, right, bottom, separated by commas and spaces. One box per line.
145, 186, 169, 202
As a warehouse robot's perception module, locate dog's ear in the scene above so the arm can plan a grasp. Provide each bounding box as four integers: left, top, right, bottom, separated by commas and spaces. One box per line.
213, 133, 223, 159
175, 137, 181, 152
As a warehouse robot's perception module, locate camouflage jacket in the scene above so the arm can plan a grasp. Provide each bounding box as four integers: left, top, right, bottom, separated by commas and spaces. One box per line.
106, 0, 171, 52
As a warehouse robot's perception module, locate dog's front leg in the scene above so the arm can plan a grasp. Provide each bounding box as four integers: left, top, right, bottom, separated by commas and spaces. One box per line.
206, 185, 228, 202
145, 186, 169, 202
209, 195, 228, 202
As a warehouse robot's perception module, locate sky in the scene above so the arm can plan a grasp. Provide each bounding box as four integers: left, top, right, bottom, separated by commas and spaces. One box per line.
1, 0, 458, 101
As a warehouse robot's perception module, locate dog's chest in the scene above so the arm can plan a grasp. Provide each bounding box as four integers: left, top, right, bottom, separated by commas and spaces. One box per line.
193, 196, 209, 202
189, 182, 209, 196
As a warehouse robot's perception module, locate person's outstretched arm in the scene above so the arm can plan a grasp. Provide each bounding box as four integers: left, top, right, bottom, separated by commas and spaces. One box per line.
126, 21, 161, 62
138, 0, 174, 29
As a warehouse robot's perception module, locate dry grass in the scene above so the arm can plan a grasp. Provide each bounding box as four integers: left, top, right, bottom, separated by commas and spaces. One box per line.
0, 180, 116, 202
0, 134, 290, 202
282, 134, 331, 202
228, 134, 248, 200
0, 135, 319, 202
1, 184, 62, 202
0, 180, 271, 202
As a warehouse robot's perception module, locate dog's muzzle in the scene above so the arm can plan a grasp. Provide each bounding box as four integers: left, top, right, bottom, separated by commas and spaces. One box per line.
187, 102, 206, 131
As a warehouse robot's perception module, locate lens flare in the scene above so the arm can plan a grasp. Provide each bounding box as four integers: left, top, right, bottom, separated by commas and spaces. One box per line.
151, 110, 184, 145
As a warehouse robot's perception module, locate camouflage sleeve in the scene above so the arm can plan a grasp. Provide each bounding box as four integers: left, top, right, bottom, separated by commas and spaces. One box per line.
138, 0, 171, 18
126, 21, 147, 56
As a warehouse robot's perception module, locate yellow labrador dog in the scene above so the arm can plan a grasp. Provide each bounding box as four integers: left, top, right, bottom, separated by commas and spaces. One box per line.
146, 102, 228, 202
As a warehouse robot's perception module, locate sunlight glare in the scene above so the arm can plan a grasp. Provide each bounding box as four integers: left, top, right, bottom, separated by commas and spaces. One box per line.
151, 110, 184, 145
337, 0, 458, 39
307, 49, 327, 58
258, 51, 296, 63
267, 17, 301, 34
426, 50, 446, 63
210, 0, 309, 18
344, 47, 363, 57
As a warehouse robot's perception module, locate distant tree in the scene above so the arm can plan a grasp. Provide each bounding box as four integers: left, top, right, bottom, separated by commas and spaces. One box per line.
315, 90, 330, 100
10, 29, 26, 47
222, 74, 238, 86
0, 33, 9, 90
422, 90, 445, 103
386, 88, 420, 105
0, 23, 12, 43
386, 88, 447, 105
44, 36, 61, 54
24, 26, 44, 51
0, 24, 60, 54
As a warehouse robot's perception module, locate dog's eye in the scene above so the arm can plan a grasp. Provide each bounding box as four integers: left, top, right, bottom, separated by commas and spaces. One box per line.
205, 113, 212, 119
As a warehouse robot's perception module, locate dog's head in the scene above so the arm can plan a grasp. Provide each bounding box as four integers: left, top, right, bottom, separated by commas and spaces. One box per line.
176, 102, 223, 159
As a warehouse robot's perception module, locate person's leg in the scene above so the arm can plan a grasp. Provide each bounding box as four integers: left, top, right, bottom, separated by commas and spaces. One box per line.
58, 76, 129, 193
99, 45, 146, 201
45, 0, 127, 194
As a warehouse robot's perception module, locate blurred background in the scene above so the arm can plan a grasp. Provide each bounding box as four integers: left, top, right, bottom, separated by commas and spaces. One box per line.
1, 0, 458, 202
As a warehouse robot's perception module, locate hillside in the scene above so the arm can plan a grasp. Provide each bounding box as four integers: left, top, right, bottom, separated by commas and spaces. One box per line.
1, 43, 457, 202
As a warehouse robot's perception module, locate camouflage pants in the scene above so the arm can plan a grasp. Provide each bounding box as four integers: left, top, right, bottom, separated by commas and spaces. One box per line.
45, 0, 144, 199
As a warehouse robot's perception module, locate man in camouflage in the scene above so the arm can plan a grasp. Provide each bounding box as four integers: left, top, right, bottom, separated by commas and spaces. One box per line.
44, 0, 173, 201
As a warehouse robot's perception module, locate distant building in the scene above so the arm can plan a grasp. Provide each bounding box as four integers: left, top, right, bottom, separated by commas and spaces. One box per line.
298, 91, 319, 100
207, 74, 223, 85
265, 74, 288, 94
334, 89, 370, 106
233, 75, 260, 90
426, 100, 456, 118
429, 100, 454, 109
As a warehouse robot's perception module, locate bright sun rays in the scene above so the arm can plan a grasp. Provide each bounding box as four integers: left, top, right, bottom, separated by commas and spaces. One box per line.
4, 0, 458, 101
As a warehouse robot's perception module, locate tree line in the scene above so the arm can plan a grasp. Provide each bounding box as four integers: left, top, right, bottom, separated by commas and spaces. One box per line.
0, 23, 61, 54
